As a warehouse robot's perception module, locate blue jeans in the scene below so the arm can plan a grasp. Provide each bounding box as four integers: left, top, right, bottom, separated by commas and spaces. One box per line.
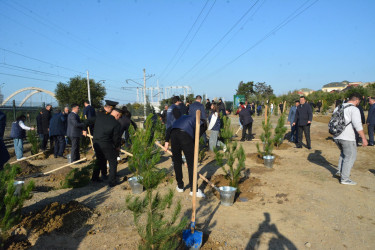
209, 130, 225, 151
334, 139, 357, 181
14, 138, 24, 159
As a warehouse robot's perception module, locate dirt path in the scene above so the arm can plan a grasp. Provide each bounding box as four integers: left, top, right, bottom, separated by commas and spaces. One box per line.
9, 114, 375, 249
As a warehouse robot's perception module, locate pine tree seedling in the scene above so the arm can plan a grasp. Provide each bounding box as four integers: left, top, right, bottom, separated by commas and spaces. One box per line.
256, 111, 274, 157
273, 113, 287, 148
220, 115, 233, 145
27, 130, 39, 155
214, 142, 246, 190
126, 115, 188, 249
0, 164, 34, 245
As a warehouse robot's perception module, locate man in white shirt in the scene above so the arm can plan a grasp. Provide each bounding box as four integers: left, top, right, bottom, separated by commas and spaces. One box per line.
333, 93, 368, 185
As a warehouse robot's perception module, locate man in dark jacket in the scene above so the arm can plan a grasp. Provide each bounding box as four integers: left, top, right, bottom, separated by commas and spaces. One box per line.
366, 97, 375, 146
205, 99, 211, 116
293, 96, 313, 149
118, 108, 137, 148
165, 96, 182, 140
239, 106, 254, 141
218, 99, 226, 116
67, 104, 85, 162
40, 105, 52, 150
0, 111, 10, 170
90, 108, 122, 187
160, 105, 168, 124
49, 109, 67, 158
188, 95, 207, 120
83, 100, 96, 133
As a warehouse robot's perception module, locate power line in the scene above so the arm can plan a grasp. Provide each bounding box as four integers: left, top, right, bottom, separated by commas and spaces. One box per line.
0, 48, 85, 75
0, 72, 60, 83
190, 0, 266, 79
160, 0, 217, 82
0, 63, 72, 79
199, 0, 319, 82
174, 0, 261, 83
158, 0, 210, 80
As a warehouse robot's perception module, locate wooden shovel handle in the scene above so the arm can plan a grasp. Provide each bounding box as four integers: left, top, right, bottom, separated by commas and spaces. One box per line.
86, 134, 133, 157
43, 158, 87, 175
191, 110, 200, 230
155, 141, 173, 155
10, 151, 44, 164
199, 173, 217, 189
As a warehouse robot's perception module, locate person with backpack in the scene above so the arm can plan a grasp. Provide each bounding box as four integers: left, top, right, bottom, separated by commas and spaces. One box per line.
330, 93, 368, 185
10, 115, 35, 160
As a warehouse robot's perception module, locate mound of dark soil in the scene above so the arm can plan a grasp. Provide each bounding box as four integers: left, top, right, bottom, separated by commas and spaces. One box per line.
210, 174, 262, 202
15, 201, 92, 238
16, 161, 44, 177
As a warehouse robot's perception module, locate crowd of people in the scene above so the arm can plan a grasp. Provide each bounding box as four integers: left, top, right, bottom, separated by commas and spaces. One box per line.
0, 92, 373, 188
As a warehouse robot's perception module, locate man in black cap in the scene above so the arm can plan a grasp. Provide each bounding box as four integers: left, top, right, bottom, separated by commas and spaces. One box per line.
99, 100, 119, 115
88, 108, 122, 187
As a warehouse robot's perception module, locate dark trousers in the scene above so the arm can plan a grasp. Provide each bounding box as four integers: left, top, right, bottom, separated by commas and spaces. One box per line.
41, 134, 49, 150
368, 124, 374, 145
297, 124, 311, 148
241, 122, 253, 140
93, 142, 117, 184
52, 135, 66, 157
290, 125, 298, 143
171, 129, 195, 191
70, 137, 80, 162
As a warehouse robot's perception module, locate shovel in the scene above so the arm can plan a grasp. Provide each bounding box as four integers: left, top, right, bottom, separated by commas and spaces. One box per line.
183, 110, 203, 249
199, 173, 219, 192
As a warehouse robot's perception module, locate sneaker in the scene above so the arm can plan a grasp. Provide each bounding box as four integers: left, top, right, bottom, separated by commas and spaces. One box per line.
17, 157, 27, 161
223, 145, 227, 152
341, 179, 357, 185
176, 186, 184, 193
189, 189, 205, 198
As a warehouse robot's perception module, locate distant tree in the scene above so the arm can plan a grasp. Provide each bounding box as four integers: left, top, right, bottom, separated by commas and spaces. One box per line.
55, 76, 106, 108
254, 82, 274, 99
236, 81, 255, 98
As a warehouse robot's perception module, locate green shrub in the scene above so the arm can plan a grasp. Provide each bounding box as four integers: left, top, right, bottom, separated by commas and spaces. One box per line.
61, 160, 97, 188
220, 115, 233, 145
0, 164, 34, 245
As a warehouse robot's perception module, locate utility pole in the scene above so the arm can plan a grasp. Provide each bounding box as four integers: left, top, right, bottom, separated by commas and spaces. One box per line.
87, 71, 91, 105
143, 68, 146, 120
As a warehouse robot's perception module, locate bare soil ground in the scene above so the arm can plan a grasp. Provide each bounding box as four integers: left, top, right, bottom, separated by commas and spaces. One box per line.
6, 113, 375, 249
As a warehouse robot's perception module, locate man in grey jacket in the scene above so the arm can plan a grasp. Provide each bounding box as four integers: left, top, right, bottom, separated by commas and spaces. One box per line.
287, 100, 299, 143
67, 104, 85, 162
333, 93, 368, 185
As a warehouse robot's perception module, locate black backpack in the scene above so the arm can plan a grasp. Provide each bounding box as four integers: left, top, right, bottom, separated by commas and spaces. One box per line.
328, 104, 354, 137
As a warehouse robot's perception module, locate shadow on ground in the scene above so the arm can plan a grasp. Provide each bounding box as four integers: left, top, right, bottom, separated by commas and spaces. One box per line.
246, 212, 297, 250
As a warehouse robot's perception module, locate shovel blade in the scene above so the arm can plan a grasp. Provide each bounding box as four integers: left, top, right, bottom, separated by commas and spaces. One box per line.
183, 229, 203, 249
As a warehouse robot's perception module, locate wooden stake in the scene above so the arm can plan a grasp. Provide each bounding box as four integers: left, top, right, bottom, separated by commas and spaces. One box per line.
10, 152, 44, 164
85, 115, 94, 150
191, 110, 201, 231
43, 158, 87, 175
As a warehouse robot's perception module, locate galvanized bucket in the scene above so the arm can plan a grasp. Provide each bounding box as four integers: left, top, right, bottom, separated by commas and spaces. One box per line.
13, 181, 24, 196
128, 176, 144, 194
263, 155, 275, 168
219, 186, 237, 206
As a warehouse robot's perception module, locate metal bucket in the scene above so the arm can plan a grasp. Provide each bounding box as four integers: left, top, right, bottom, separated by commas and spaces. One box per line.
263, 155, 275, 168
13, 181, 24, 196
219, 186, 237, 206
128, 176, 144, 194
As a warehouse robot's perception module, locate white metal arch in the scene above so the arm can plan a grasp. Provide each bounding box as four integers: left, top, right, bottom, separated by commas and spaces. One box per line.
1, 87, 56, 106
19, 90, 41, 107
